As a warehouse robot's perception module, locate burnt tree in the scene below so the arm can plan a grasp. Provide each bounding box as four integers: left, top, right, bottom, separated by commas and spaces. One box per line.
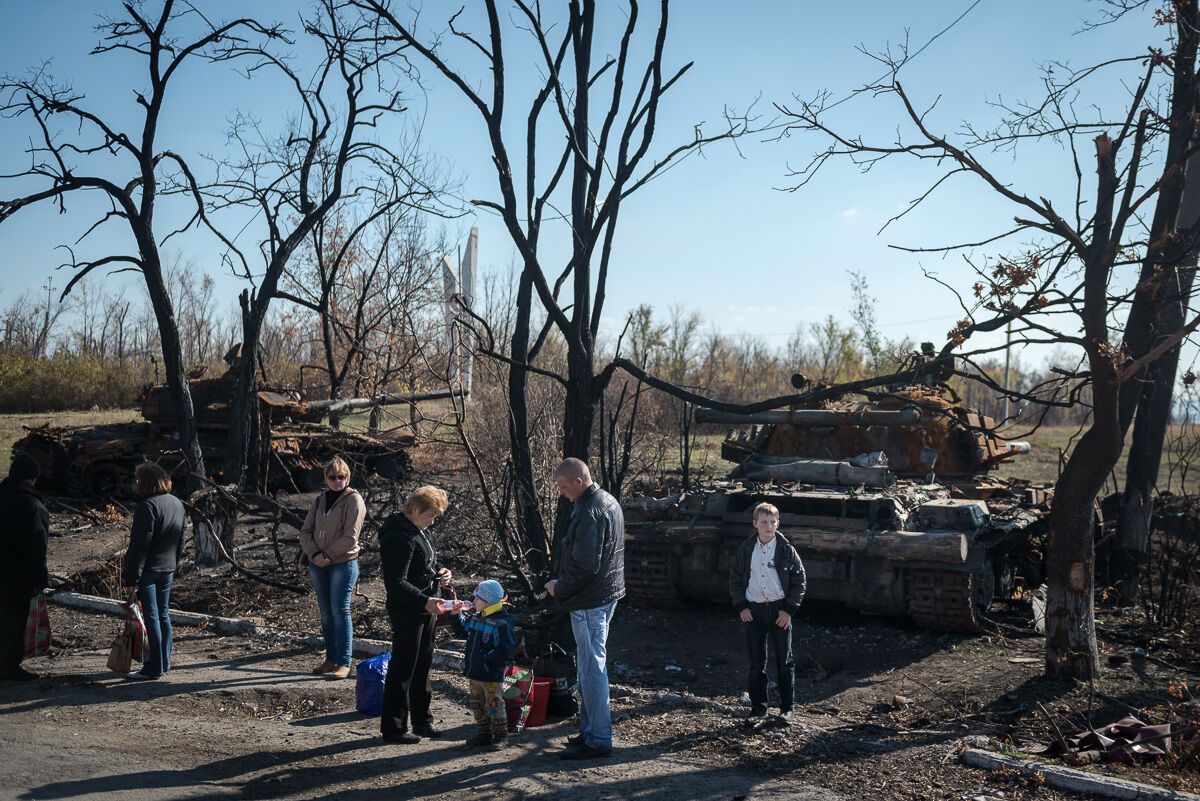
0, 2, 285, 498
206, 0, 444, 488
357, 0, 752, 553
779, 16, 1200, 678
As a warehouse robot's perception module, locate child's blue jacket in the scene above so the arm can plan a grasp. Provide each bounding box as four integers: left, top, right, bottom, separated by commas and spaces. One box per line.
451, 607, 517, 682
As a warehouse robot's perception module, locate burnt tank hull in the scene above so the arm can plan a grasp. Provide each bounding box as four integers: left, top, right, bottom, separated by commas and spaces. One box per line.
13, 354, 416, 497
623, 387, 1050, 631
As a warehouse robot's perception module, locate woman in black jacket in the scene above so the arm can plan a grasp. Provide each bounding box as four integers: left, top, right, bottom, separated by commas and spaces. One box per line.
378, 485, 452, 743
121, 462, 186, 681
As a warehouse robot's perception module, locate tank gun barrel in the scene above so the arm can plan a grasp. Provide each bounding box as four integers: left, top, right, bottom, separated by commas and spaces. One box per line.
695, 407, 921, 426
307, 388, 465, 415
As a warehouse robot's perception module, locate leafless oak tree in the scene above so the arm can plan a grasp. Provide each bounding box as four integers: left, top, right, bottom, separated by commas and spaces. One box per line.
355, 0, 755, 559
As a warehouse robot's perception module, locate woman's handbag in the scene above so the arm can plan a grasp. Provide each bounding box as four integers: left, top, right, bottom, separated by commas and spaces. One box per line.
23, 594, 51, 658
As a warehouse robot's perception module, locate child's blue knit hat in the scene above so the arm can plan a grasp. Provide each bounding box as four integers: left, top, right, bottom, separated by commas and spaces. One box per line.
473, 579, 506, 605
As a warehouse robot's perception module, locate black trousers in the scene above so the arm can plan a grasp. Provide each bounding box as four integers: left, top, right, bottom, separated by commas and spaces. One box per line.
0, 597, 28, 676
381, 613, 436, 735
745, 600, 795, 711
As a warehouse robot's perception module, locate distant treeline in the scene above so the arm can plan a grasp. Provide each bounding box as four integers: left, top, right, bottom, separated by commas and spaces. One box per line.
1, 265, 1095, 431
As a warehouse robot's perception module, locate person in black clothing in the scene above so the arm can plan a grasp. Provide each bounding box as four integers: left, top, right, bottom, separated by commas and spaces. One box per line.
0, 453, 50, 681
378, 484, 452, 744
121, 462, 187, 681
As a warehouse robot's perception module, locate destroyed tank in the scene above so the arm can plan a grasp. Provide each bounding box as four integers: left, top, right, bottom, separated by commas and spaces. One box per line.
622, 386, 1051, 631
13, 348, 426, 497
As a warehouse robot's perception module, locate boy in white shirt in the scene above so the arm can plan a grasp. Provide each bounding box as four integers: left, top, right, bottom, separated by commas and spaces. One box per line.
728, 502, 807, 719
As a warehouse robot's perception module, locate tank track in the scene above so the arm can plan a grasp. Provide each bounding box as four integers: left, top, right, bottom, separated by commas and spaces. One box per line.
904, 568, 984, 632
623, 545, 683, 607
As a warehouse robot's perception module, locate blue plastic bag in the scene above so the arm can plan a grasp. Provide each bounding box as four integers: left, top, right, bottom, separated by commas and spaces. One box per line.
355, 652, 390, 716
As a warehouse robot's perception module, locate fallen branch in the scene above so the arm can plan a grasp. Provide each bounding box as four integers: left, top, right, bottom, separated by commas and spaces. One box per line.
959, 738, 1200, 801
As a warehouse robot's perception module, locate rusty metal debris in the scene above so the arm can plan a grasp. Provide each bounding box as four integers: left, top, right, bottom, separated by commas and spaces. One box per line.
1036, 716, 1200, 765
12, 345, 448, 497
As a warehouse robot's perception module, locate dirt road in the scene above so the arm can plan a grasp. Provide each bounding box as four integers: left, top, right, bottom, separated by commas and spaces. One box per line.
1, 608, 839, 801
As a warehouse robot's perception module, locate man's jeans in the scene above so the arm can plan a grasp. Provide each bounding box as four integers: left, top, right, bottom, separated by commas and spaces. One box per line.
569, 601, 617, 751
137, 571, 174, 678
309, 559, 359, 667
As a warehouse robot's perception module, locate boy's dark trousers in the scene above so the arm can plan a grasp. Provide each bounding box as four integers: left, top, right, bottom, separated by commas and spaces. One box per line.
745, 600, 795, 711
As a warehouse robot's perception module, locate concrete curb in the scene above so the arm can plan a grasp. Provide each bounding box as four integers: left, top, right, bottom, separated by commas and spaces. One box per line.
48, 590, 733, 713
959, 738, 1200, 801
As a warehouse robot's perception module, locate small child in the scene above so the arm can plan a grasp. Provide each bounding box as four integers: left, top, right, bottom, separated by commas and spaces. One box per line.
451, 579, 517, 749
728, 502, 806, 719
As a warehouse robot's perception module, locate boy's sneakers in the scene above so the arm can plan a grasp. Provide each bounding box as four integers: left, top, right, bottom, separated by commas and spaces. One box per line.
565, 733, 585, 747
749, 704, 768, 718
488, 736, 508, 751
382, 731, 420, 744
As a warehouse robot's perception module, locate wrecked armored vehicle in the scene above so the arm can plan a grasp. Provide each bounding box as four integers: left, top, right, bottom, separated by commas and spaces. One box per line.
622, 387, 1051, 631
13, 350, 423, 497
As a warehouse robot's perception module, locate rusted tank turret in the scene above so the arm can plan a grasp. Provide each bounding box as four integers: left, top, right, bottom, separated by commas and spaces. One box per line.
13, 346, 452, 497
622, 386, 1050, 631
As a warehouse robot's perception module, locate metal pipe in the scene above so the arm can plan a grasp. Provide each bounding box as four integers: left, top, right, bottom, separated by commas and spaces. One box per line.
695, 407, 921, 426
307, 388, 465, 415
736, 457, 893, 487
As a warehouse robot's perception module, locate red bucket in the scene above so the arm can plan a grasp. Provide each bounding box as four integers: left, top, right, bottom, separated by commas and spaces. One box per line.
526, 679, 551, 728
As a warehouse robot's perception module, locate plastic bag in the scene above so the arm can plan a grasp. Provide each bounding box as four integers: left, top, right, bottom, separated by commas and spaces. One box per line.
23, 595, 50, 658
502, 664, 534, 732
355, 652, 390, 716
126, 601, 148, 663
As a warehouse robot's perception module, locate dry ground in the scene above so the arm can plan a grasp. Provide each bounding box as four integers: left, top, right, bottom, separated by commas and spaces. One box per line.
3, 412, 1199, 799
12, 503, 1198, 801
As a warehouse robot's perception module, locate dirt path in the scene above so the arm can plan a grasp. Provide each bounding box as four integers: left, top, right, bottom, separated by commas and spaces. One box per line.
1, 609, 839, 801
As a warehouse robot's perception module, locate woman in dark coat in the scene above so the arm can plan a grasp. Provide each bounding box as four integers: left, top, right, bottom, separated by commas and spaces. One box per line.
378, 485, 452, 743
121, 462, 186, 681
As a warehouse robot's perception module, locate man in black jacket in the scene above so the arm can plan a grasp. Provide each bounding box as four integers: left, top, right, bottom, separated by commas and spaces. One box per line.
728, 501, 806, 719
545, 458, 624, 760
0, 454, 50, 681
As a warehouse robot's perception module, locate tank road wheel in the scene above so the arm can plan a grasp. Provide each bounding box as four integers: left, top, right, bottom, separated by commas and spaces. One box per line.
623, 545, 683, 608
86, 462, 130, 500
905, 562, 995, 632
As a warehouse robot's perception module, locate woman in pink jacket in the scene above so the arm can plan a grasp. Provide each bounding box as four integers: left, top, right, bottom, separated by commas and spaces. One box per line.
300, 457, 366, 679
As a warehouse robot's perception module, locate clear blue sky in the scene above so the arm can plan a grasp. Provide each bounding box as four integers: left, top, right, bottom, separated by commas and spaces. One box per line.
0, 1, 1157, 367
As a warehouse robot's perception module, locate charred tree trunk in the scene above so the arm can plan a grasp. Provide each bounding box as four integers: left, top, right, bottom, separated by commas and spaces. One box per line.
1114, 151, 1200, 599
142, 260, 207, 493
1045, 133, 1121, 680
1045, 384, 1116, 679
509, 265, 549, 571
1111, 7, 1200, 599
